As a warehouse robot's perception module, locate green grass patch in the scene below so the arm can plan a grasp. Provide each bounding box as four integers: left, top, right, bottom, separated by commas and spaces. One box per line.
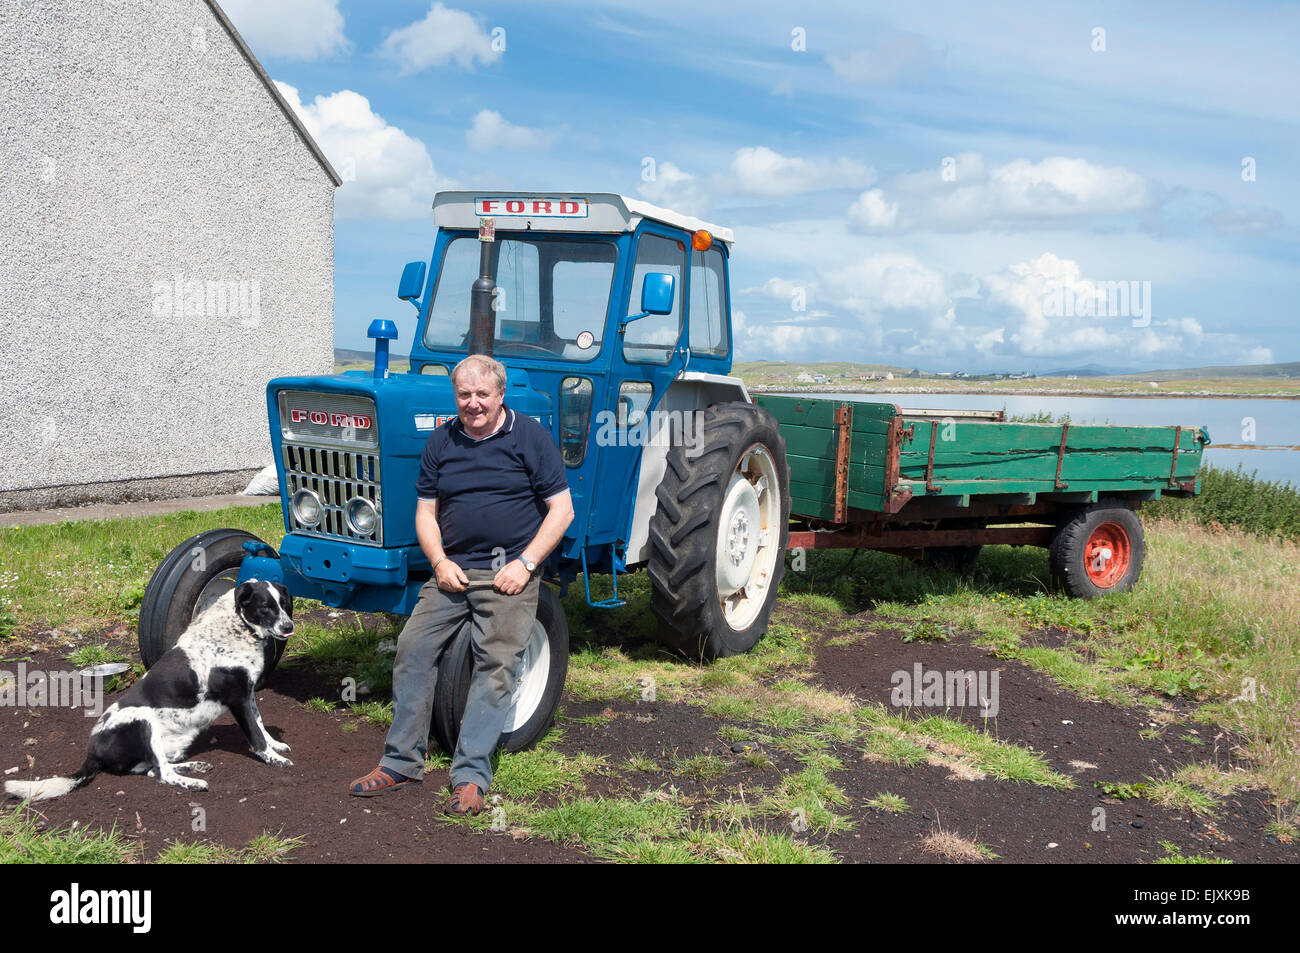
866, 792, 910, 814
0, 808, 135, 864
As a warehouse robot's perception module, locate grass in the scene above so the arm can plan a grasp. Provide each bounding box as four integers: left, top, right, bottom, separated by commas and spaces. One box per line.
866, 792, 910, 814
1144, 464, 1300, 541
154, 832, 303, 864
0, 807, 136, 863
1155, 841, 1232, 865
490, 735, 607, 799
64, 643, 127, 668
0, 807, 301, 864
920, 825, 998, 862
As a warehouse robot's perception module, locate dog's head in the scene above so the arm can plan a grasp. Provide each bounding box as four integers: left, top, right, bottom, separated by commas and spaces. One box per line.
235, 579, 295, 642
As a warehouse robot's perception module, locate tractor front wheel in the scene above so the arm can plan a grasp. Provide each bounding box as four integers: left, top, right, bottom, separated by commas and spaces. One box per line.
430, 584, 569, 755
647, 401, 791, 660
138, 529, 286, 682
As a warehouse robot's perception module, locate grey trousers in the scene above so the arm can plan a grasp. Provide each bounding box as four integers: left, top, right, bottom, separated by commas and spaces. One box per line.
380, 567, 540, 793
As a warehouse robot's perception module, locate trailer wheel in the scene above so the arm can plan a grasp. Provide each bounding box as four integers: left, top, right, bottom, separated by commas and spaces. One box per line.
430, 584, 569, 755
1049, 504, 1145, 598
138, 529, 286, 683
648, 401, 791, 660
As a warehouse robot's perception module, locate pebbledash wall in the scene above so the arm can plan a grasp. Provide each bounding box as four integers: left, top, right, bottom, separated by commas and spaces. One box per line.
0, 0, 340, 512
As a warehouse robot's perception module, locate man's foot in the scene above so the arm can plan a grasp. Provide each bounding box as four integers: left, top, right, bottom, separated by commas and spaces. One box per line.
349, 766, 420, 797
445, 782, 484, 816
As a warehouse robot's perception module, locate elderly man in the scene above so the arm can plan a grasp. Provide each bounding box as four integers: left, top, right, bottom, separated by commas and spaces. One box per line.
348, 354, 574, 814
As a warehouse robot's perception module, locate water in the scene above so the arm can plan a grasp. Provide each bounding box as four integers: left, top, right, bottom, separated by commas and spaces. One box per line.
778, 392, 1300, 486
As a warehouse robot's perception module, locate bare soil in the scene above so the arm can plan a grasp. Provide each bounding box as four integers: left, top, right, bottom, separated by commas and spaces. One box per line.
2, 612, 1295, 864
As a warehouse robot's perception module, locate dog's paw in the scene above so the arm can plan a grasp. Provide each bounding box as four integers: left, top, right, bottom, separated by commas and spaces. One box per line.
258, 749, 293, 767
269, 739, 291, 754
176, 761, 213, 775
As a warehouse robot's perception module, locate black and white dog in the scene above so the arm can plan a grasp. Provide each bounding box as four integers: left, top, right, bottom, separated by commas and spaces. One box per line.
4, 579, 294, 801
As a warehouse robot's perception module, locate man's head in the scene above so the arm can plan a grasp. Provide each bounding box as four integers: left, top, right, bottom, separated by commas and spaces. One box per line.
451, 355, 507, 438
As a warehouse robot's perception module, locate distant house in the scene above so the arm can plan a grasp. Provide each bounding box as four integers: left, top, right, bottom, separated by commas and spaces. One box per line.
796, 372, 815, 383
0, 0, 340, 512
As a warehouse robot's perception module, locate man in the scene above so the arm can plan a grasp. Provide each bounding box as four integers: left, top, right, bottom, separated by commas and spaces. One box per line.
348, 354, 574, 814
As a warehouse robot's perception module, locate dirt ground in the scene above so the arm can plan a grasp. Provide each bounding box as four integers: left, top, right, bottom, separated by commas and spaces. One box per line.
2, 615, 1295, 864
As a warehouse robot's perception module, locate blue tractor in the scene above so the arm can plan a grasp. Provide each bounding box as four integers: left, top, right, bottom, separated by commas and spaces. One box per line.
138, 192, 791, 751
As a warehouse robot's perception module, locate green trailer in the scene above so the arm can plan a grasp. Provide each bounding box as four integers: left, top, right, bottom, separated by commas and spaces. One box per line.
757, 395, 1209, 597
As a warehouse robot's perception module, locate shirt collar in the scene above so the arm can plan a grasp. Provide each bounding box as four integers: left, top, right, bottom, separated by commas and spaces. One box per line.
452, 405, 513, 441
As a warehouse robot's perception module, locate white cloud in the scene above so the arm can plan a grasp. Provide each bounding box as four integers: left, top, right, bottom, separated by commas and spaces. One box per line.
276, 83, 454, 219
849, 154, 1151, 232
636, 161, 709, 216
727, 147, 874, 197
466, 110, 556, 151
847, 189, 898, 228
381, 2, 501, 73
823, 254, 950, 318
220, 0, 347, 60
1245, 346, 1275, 364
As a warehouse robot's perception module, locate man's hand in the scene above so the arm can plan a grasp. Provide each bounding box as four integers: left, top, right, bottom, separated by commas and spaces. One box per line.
435, 558, 469, 593
493, 558, 531, 596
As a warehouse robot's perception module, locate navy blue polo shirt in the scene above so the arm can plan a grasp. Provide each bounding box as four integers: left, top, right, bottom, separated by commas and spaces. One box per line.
415, 405, 569, 569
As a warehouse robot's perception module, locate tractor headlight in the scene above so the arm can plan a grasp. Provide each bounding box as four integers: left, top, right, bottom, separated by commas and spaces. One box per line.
346, 497, 378, 535
292, 490, 323, 527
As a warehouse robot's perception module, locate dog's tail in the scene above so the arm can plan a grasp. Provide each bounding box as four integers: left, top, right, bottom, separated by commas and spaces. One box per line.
3, 755, 101, 802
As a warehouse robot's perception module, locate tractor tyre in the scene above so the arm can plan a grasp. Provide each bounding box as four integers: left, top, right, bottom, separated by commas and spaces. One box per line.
138, 529, 286, 683
430, 584, 569, 755
647, 401, 791, 660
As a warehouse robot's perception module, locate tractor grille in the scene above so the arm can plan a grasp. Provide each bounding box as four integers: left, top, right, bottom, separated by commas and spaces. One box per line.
282, 442, 383, 546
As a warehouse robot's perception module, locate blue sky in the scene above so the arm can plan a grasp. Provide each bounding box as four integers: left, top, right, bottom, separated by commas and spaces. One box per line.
222, 0, 1298, 373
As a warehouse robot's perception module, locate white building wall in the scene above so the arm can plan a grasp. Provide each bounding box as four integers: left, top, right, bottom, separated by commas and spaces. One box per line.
0, 0, 335, 505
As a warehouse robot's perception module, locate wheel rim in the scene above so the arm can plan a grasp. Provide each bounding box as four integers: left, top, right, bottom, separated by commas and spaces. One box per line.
193, 569, 241, 621
715, 443, 781, 631
1083, 521, 1132, 588
503, 619, 550, 732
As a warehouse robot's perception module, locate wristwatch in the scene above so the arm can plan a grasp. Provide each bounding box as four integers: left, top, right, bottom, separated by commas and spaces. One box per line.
518, 556, 537, 573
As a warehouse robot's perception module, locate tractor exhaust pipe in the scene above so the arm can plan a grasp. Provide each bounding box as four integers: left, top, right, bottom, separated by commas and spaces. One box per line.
468, 217, 497, 356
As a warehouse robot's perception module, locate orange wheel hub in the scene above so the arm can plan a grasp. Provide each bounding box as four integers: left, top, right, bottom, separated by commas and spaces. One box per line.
1083, 521, 1131, 588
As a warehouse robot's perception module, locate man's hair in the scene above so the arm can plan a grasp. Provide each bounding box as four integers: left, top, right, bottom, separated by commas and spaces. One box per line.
451, 354, 507, 393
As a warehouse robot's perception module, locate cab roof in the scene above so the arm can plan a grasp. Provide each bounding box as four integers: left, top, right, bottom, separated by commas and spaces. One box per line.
431, 191, 734, 246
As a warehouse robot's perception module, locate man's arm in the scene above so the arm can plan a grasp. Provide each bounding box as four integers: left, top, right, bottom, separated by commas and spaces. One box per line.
493, 490, 575, 595
418, 498, 468, 592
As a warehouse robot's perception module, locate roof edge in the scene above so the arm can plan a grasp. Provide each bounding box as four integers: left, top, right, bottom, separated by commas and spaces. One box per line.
204, 0, 343, 187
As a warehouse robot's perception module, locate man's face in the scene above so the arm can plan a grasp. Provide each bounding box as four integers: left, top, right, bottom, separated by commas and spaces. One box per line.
454, 371, 505, 436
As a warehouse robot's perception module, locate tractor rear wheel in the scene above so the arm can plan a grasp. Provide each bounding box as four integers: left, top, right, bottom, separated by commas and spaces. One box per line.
647, 401, 791, 660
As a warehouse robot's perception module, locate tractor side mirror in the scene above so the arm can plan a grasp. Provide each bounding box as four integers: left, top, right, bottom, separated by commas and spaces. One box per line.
619, 273, 675, 334
640, 273, 675, 315
398, 261, 426, 310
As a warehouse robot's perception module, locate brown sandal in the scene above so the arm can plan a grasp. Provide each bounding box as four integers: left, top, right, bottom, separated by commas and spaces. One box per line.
445, 782, 484, 816
349, 766, 419, 797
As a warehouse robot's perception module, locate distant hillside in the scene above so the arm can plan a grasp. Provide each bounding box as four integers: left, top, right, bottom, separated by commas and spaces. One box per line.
1111, 362, 1300, 381
334, 347, 410, 373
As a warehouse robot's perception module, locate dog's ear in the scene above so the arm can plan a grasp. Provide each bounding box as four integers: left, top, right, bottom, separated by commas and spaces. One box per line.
234, 581, 258, 617
273, 582, 292, 617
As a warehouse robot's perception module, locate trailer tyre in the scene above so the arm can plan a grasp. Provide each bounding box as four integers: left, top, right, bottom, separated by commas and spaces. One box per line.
648, 401, 791, 660
138, 529, 286, 684
430, 584, 569, 755
1049, 504, 1145, 598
